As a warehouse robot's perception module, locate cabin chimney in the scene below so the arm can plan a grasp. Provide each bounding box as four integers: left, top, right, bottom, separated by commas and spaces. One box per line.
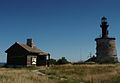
27, 39, 34, 48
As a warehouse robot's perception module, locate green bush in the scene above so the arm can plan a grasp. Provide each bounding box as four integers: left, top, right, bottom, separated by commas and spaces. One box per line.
56, 57, 69, 65
50, 59, 57, 65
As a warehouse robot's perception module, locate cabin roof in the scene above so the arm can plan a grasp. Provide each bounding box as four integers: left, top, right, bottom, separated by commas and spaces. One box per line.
5, 42, 48, 55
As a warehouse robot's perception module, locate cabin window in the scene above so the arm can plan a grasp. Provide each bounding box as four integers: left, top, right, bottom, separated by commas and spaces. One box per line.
32, 57, 37, 65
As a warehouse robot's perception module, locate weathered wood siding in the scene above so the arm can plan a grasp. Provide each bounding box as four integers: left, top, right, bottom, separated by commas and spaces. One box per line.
7, 44, 28, 66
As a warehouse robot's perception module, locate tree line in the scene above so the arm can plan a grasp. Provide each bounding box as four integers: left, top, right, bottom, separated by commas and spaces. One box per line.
49, 57, 70, 65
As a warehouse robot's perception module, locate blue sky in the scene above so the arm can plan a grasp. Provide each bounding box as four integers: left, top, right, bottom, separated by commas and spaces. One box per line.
0, 0, 120, 62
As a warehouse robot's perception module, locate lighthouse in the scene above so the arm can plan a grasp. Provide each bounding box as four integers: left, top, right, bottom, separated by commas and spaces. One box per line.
95, 17, 118, 63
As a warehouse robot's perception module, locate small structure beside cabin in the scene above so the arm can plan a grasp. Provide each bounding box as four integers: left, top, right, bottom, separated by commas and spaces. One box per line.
5, 39, 50, 67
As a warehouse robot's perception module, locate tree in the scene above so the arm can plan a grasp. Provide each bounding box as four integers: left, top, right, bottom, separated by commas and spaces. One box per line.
49, 58, 57, 65
56, 57, 69, 65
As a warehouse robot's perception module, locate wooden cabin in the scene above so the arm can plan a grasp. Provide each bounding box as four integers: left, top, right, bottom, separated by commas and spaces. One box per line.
5, 39, 50, 67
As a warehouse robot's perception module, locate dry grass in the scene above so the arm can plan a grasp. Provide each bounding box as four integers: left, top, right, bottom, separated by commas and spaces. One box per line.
0, 67, 58, 83
44, 63, 120, 83
0, 64, 120, 83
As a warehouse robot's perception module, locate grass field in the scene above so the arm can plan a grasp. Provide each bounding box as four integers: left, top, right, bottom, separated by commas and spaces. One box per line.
0, 64, 120, 83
